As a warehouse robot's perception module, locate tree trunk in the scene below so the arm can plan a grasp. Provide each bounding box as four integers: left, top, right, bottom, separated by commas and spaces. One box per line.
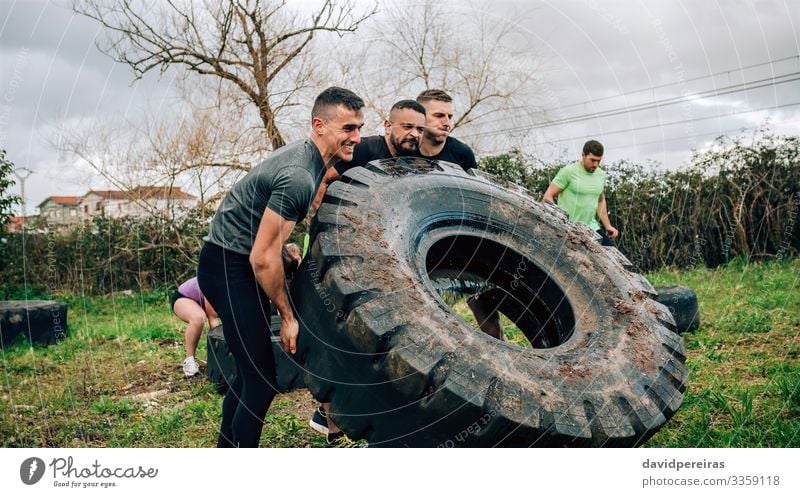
260, 102, 285, 150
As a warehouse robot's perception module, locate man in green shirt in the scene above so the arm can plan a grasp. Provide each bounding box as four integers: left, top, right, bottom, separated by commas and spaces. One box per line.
543, 140, 619, 246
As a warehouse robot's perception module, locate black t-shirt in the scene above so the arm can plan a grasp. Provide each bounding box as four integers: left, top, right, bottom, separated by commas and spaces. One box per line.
335, 135, 392, 174
419, 136, 477, 172
336, 134, 477, 174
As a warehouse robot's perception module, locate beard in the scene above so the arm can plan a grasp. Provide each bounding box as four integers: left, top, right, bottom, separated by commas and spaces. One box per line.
391, 135, 419, 156
424, 129, 447, 146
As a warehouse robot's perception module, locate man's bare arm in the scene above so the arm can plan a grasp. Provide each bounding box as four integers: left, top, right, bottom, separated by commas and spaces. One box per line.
543, 183, 564, 204
250, 208, 298, 353
596, 192, 619, 239
311, 167, 341, 210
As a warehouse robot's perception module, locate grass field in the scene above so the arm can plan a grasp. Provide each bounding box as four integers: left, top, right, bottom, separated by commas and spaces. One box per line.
1, 257, 798, 447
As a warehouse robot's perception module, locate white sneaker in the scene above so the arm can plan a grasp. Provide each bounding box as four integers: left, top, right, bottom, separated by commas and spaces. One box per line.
183, 357, 200, 377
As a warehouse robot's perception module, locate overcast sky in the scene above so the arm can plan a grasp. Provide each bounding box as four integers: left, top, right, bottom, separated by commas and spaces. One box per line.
1, 0, 799, 214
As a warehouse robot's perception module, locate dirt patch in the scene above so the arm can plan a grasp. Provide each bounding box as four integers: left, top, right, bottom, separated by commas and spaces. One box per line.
556, 363, 593, 379
625, 319, 649, 339
615, 300, 635, 316
629, 289, 647, 301
157, 338, 180, 348
271, 388, 318, 418
341, 209, 362, 226
624, 319, 658, 374
126, 389, 170, 401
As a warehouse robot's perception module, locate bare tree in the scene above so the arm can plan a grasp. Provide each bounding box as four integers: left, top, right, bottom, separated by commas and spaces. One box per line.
144, 80, 266, 217
74, 0, 377, 150
54, 78, 264, 221
340, 0, 548, 153
350, 0, 541, 140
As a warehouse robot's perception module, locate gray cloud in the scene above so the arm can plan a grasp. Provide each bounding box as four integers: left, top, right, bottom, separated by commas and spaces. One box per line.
2, 0, 798, 211
473, 0, 800, 165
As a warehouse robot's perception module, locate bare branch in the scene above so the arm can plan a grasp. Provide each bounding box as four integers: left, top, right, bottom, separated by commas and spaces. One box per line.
74, 0, 377, 149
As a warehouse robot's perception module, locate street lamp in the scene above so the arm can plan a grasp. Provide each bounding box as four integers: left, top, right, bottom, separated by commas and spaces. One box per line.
11, 167, 34, 219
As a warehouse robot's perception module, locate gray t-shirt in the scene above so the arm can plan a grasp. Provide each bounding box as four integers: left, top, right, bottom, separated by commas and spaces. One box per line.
206, 139, 325, 255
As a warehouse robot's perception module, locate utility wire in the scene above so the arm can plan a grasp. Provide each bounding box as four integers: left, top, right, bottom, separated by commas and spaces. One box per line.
511, 101, 800, 148
463, 73, 800, 139
461, 54, 800, 132
552, 54, 800, 111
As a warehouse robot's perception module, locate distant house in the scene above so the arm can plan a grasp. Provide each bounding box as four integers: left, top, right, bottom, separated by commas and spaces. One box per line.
78, 186, 197, 220
35, 186, 197, 229
4, 215, 29, 233
80, 190, 128, 219
129, 186, 196, 218
36, 196, 82, 227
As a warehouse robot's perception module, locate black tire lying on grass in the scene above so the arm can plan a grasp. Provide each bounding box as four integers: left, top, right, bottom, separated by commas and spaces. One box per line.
653, 286, 700, 334
290, 157, 688, 447
205, 316, 306, 393
206, 325, 234, 393
0, 300, 68, 347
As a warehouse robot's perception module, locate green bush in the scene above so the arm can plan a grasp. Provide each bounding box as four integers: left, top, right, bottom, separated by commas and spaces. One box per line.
2, 130, 798, 296
478, 130, 800, 271
1, 212, 206, 298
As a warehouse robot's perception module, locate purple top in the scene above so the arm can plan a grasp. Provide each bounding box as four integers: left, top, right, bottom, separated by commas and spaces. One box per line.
178, 277, 205, 308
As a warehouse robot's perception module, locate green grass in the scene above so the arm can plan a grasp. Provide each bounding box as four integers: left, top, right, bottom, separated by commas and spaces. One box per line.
1, 257, 798, 447
0, 291, 325, 448
644, 257, 800, 447
450, 300, 531, 348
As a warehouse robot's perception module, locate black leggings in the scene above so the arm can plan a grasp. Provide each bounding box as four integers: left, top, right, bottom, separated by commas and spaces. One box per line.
197, 242, 278, 447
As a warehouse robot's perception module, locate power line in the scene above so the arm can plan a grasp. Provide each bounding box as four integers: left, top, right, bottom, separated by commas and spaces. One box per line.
511, 101, 800, 148
622, 120, 800, 150
462, 73, 800, 139
552, 54, 800, 112
538, 118, 799, 152
461, 54, 800, 131
466, 73, 800, 137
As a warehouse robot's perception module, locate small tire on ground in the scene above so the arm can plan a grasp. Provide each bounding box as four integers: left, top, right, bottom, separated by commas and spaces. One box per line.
0, 300, 68, 347
205, 317, 306, 394
206, 325, 234, 393
653, 285, 700, 334
290, 157, 688, 447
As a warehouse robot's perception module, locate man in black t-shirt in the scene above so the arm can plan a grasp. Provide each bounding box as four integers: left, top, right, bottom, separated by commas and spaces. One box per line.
416, 89, 477, 172
339, 99, 426, 172
415, 89, 502, 339
338, 99, 427, 172
312, 99, 427, 208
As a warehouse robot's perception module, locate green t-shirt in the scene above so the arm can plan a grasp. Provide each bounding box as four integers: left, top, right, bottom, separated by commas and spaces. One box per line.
552, 161, 606, 230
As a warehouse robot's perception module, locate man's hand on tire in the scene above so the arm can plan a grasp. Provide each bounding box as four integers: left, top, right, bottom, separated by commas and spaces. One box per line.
280, 316, 299, 354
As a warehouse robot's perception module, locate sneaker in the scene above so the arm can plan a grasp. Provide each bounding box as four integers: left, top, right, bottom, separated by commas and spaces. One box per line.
326, 431, 367, 448
309, 405, 329, 435
183, 357, 200, 377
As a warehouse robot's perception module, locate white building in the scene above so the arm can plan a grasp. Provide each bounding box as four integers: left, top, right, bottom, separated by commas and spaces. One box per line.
79, 186, 197, 220
35, 187, 197, 230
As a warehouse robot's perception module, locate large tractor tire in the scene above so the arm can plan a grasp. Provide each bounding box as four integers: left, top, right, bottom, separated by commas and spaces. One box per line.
290, 157, 688, 447
206, 315, 305, 393
653, 286, 700, 334
0, 300, 68, 347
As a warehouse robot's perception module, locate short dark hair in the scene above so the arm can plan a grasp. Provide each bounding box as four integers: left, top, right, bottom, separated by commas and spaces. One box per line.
312, 87, 365, 120
416, 89, 453, 104
583, 140, 604, 157
390, 99, 426, 116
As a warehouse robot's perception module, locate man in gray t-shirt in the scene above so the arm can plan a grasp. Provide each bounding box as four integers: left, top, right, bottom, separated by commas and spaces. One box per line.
207, 141, 326, 255
197, 87, 366, 448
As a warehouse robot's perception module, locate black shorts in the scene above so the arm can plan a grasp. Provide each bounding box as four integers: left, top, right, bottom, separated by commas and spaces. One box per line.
170, 290, 188, 311
596, 229, 616, 247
